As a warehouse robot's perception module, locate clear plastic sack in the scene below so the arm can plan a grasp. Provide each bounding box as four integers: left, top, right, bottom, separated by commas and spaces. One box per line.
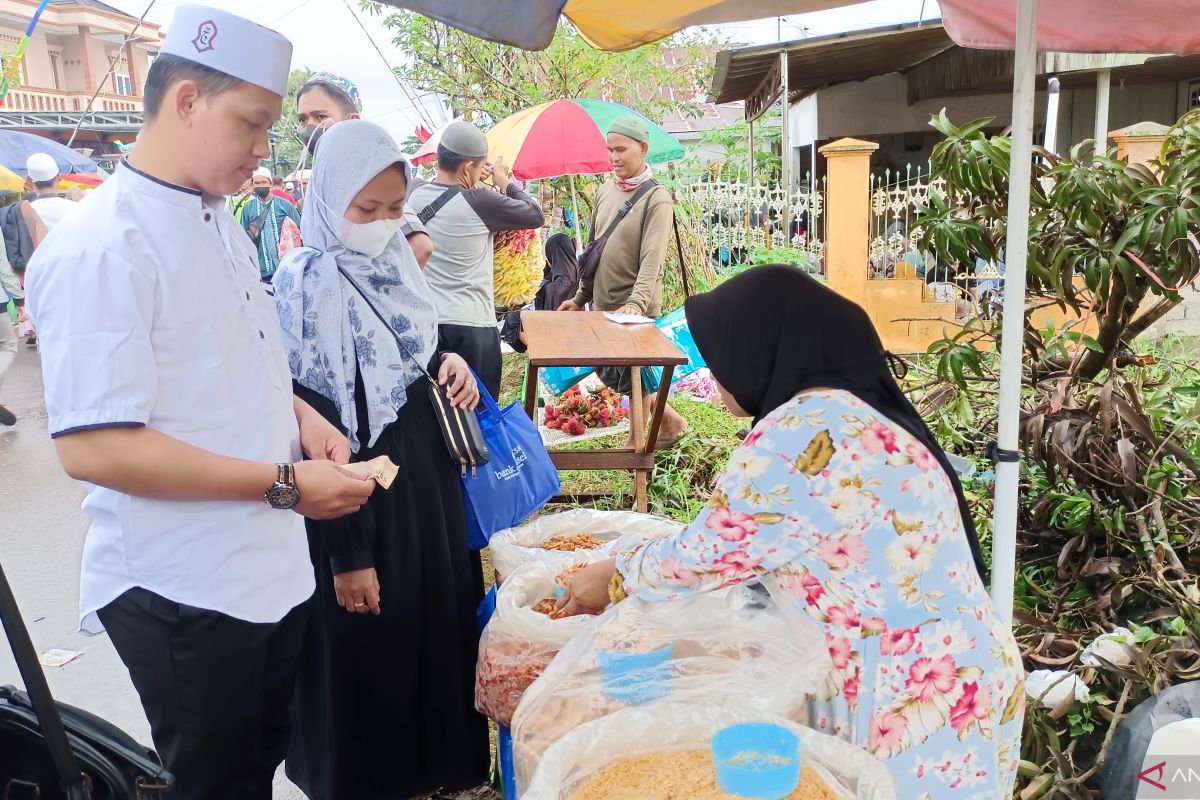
489, 509, 682, 583
476, 562, 599, 726
523, 703, 895, 800
512, 580, 833, 793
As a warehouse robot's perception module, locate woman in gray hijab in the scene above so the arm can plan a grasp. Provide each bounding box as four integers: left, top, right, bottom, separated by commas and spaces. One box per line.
273, 121, 489, 799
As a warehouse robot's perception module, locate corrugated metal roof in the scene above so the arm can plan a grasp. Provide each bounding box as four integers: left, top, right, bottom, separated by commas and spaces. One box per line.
710, 21, 955, 105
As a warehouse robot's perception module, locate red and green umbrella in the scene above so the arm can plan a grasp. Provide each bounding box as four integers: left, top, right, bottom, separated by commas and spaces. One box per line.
486, 98, 684, 180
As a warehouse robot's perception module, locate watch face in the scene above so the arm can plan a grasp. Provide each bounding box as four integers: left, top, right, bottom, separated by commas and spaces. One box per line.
265, 484, 300, 510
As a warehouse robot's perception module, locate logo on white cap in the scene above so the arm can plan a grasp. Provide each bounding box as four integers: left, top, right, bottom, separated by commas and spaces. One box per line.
191, 20, 218, 53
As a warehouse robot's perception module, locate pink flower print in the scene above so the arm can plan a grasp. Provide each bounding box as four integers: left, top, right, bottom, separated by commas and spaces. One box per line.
950, 682, 993, 736
744, 429, 765, 447
906, 441, 939, 472
802, 572, 825, 605
868, 710, 909, 752
817, 534, 869, 571
826, 634, 852, 670
860, 420, 899, 455
905, 655, 958, 701
844, 668, 860, 707
659, 556, 703, 587
863, 616, 887, 636
712, 550, 761, 581
881, 626, 919, 656
706, 506, 760, 543
826, 604, 862, 629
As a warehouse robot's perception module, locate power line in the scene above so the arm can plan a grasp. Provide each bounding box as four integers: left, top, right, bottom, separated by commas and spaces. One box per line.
338, 0, 437, 131
67, 0, 158, 148
270, 0, 316, 26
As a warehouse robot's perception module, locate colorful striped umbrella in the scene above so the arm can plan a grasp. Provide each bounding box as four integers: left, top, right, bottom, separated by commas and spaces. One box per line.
486, 99, 684, 180
0, 164, 23, 192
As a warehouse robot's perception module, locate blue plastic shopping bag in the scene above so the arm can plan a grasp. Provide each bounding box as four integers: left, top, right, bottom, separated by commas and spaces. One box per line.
646, 306, 706, 387
463, 383, 560, 549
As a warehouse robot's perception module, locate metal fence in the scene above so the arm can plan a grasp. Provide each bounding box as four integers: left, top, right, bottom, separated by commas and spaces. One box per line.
868, 164, 947, 279
674, 174, 827, 271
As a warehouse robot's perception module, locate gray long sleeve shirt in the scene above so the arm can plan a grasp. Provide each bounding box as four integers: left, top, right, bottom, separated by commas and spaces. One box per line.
408, 180, 545, 327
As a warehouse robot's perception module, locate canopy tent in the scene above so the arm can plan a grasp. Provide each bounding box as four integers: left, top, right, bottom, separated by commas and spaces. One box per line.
379, 0, 1200, 621
377, 0, 851, 51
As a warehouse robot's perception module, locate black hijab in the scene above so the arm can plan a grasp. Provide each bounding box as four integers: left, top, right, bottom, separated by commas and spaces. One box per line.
536, 233, 580, 311
684, 265, 987, 579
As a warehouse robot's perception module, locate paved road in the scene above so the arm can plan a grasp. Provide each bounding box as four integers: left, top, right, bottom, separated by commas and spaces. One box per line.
0, 343, 304, 798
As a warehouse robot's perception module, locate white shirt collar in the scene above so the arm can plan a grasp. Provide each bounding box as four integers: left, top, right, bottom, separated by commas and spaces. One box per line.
118, 159, 225, 213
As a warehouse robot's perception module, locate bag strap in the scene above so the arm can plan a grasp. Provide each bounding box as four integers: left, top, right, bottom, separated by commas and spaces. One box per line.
591, 180, 658, 245
249, 199, 272, 230
337, 266, 503, 411
0, 560, 91, 799
336, 266, 436, 385
417, 185, 463, 226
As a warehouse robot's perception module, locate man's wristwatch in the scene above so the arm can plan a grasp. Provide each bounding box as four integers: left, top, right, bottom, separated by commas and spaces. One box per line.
264, 463, 300, 510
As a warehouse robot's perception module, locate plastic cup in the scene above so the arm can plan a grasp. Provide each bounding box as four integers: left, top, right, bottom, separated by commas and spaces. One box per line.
595, 643, 673, 704
711, 723, 802, 800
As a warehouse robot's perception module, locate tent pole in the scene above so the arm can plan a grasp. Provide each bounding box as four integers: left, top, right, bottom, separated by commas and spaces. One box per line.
1043, 77, 1061, 155
1094, 68, 1112, 158
749, 120, 755, 188
780, 50, 792, 242
569, 173, 584, 252
991, 0, 1040, 623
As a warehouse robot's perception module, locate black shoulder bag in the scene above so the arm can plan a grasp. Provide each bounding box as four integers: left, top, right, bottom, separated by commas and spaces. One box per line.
577, 181, 659, 281
245, 200, 273, 248
336, 266, 489, 476
417, 185, 464, 225
0, 559, 172, 799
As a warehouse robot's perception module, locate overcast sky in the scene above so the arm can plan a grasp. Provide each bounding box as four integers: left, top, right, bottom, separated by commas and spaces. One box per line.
107, 0, 941, 144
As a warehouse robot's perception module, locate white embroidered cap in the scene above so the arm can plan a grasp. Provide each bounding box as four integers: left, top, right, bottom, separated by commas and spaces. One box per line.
160, 5, 293, 97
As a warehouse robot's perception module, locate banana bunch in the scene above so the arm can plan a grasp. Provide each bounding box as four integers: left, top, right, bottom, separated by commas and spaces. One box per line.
493, 228, 543, 307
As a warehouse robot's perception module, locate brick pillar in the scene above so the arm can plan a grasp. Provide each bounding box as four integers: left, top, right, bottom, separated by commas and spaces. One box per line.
818, 137, 879, 311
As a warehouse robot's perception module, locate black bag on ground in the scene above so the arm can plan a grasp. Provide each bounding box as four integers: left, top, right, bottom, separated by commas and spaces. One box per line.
577, 181, 658, 281
0, 560, 172, 799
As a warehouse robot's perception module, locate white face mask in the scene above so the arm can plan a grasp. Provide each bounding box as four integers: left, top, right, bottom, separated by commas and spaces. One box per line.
339, 216, 402, 258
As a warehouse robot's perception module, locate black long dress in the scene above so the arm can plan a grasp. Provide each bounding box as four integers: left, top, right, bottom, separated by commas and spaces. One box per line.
286, 373, 489, 800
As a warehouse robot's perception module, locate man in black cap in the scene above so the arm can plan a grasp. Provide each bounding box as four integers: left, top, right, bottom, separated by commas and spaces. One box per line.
408, 120, 545, 398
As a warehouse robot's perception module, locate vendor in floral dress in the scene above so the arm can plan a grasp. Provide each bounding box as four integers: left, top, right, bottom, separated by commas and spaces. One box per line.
559, 265, 1025, 798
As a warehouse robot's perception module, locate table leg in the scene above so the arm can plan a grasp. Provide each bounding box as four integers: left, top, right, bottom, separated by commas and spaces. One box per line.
644, 365, 676, 452
524, 363, 539, 421
630, 367, 648, 512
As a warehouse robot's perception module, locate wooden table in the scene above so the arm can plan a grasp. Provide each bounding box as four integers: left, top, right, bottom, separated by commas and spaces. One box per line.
522, 311, 687, 512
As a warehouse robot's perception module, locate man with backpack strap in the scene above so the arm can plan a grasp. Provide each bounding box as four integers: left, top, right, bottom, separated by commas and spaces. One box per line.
558, 115, 688, 448
408, 121, 545, 398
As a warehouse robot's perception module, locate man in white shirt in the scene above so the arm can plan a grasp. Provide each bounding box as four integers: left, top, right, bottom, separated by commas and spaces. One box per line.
26, 6, 374, 797
25, 152, 78, 230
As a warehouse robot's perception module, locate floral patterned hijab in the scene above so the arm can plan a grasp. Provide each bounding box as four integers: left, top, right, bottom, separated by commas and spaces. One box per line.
684, 265, 987, 578
274, 120, 438, 453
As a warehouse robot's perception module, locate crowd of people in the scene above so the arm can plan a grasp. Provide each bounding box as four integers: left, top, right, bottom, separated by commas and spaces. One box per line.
11, 4, 1021, 799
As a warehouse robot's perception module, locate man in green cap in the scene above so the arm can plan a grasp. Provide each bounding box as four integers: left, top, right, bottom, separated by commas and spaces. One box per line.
559, 114, 687, 447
